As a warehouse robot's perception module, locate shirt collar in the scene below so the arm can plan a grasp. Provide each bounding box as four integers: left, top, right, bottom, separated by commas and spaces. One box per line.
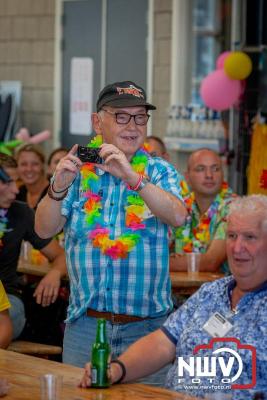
227, 277, 267, 298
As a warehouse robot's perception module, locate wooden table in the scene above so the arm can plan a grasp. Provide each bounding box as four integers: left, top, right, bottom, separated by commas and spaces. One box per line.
0, 349, 197, 399
18, 259, 223, 296
170, 271, 224, 295
18, 259, 51, 277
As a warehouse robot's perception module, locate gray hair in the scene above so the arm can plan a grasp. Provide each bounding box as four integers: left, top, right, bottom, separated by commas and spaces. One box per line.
228, 194, 267, 233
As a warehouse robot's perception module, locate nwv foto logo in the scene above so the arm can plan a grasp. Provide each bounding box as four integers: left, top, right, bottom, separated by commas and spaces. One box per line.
177, 337, 256, 389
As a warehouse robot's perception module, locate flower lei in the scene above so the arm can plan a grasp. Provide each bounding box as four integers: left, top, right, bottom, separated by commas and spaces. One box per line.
80, 135, 150, 260
175, 180, 235, 253
0, 209, 8, 252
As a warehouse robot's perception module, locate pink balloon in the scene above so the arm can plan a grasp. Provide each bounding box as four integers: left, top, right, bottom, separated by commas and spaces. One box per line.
200, 70, 242, 111
28, 130, 51, 144
216, 51, 231, 69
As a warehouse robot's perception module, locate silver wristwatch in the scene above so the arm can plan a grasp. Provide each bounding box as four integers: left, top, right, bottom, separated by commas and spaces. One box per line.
136, 177, 150, 192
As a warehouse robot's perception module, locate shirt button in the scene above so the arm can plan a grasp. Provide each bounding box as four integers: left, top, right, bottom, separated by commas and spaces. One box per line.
110, 223, 114, 227
110, 202, 114, 206
107, 288, 110, 291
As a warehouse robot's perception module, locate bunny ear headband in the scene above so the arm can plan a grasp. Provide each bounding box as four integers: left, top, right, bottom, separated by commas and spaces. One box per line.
0, 129, 51, 155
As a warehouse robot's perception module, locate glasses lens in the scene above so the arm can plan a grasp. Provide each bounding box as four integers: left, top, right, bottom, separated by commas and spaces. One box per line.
134, 114, 149, 125
116, 113, 131, 124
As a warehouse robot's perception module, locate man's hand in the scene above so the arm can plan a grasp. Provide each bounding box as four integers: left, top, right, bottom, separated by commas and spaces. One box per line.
98, 144, 139, 187
79, 362, 93, 388
0, 378, 9, 397
52, 144, 82, 192
169, 253, 186, 271
79, 361, 122, 388
33, 269, 61, 307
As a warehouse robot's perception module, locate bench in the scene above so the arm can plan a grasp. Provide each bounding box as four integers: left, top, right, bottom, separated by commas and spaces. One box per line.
7, 340, 62, 359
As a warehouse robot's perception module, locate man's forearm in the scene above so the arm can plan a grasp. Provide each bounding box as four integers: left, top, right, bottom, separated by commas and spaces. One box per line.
169, 254, 187, 271
35, 194, 65, 238
49, 252, 67, 278
114, 330, 175, 383
139, 183, 187, 227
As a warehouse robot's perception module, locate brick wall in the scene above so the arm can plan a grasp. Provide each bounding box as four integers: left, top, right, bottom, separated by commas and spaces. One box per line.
152, 0, 172, 138
0, 0, 55, 137
0, 0, 172, 145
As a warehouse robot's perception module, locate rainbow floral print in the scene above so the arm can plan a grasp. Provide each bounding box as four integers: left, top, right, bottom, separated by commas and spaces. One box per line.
80, 135, 149, 260
175, 180, 235, 253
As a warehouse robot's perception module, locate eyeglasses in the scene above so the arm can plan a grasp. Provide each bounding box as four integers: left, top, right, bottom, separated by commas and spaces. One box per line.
101, 108, 150, 126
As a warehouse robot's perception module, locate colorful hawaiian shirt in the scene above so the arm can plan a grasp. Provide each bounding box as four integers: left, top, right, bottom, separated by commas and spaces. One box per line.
174, 181, 236, 274
162, 277, 267, 399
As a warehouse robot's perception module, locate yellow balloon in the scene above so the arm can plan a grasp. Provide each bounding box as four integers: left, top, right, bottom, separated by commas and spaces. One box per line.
224, 51, 252, 80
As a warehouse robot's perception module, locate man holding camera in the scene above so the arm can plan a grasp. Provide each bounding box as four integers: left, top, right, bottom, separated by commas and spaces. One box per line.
35, 81, 187, 384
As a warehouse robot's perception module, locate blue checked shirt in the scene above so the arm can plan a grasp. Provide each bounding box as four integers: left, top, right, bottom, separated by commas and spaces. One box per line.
162, 277, 267, 399
61, 155, 184, 322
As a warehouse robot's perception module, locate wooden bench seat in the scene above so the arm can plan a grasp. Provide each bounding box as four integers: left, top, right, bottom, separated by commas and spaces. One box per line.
7, 340, 62, 356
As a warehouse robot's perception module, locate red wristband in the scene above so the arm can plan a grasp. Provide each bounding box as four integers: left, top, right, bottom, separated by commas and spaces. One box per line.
126, 174, 143, 191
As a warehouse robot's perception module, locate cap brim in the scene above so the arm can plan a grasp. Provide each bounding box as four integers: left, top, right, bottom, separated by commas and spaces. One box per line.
99, 98, 156, 111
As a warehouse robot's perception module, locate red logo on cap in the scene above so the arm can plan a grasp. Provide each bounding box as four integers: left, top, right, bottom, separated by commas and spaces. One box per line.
116, 85, 144, 99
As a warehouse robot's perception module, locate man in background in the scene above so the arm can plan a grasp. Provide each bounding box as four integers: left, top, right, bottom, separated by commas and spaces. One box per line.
147, 135, 170, 161
170, 148, 236, 274
0, 153, 66, 339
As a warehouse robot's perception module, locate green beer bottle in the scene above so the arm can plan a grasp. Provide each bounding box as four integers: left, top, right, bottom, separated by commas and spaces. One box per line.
91, 319, 111, 388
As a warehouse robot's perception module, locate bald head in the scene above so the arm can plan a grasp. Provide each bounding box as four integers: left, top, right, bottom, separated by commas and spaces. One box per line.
187, 148, 221, 171
186, 148, 224, 197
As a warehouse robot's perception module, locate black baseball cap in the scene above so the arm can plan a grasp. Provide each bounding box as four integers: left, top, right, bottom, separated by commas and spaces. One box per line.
96, 80, 156, 112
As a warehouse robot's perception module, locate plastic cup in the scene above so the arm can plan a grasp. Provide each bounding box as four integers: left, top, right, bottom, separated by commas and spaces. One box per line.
20, 241, 32, 261
40, 374, 62, 400
186, 252, 200, 276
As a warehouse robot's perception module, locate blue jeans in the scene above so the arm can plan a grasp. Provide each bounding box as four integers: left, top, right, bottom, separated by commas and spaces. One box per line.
8, 294, 26, 340
63, 313, 170, 386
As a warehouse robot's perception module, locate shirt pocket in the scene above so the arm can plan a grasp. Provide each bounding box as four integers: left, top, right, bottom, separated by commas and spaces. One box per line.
143, 216, 158, 237
66, 199, 89, 241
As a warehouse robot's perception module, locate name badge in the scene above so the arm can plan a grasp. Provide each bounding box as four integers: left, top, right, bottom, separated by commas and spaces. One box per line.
203, 312, 233, 338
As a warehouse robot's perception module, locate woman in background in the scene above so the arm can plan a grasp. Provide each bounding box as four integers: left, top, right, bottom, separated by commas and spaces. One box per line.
47, 147, 68, 179
15, 148, 68, 345
16, 144, 49, 210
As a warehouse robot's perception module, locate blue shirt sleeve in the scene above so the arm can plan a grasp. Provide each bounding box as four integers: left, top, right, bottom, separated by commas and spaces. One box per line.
61, 175, 81, 218
148, 158, 185, 202
162, 284, 209, 344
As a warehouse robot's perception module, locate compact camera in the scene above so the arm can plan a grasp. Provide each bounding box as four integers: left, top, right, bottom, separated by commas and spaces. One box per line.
0, 166, 12, 183
77, 146, 102, 164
